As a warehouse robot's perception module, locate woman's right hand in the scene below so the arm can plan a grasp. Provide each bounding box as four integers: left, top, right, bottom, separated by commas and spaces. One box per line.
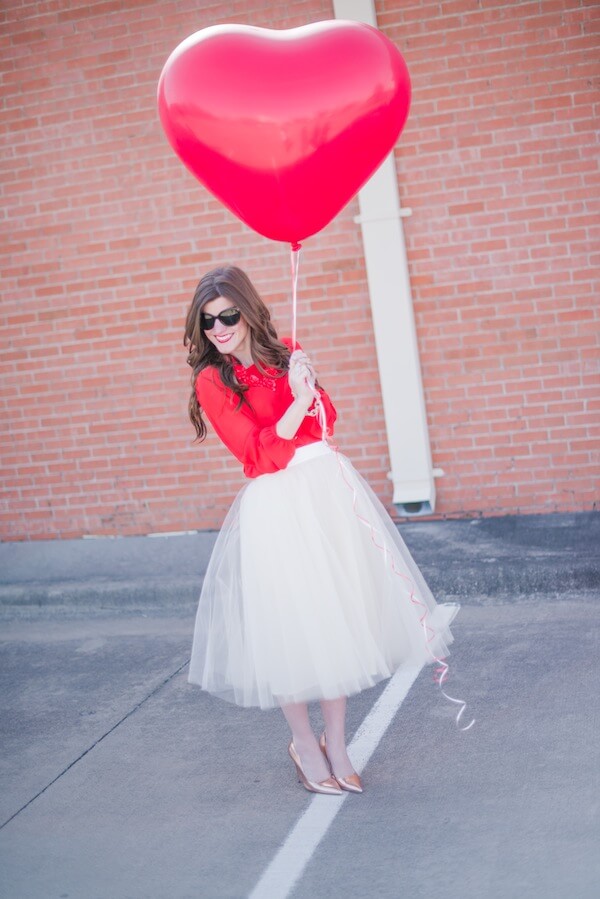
288, 350, 316, 407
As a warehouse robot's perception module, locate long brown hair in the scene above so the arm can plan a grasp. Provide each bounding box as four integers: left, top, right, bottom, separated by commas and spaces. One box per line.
183, 265, 291, 442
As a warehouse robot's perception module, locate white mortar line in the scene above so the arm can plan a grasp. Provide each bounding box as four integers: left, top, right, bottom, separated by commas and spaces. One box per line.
248, 663, 422, 899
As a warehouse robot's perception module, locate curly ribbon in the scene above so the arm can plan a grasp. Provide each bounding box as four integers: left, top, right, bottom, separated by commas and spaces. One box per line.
332, 451, 475, 731
289, 244, 475, 732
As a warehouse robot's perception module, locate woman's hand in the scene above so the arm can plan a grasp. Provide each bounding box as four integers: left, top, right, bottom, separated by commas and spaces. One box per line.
288, 349, 316, 406
275, 350, 318, 440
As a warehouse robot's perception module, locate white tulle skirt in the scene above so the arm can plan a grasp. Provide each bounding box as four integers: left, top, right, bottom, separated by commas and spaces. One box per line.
188, 441, 459, 709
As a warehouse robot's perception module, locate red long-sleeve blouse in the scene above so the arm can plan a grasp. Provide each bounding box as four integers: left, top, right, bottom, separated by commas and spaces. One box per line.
195, 338, 337, 478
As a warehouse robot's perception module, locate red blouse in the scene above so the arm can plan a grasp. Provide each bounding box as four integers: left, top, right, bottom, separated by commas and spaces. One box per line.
195, 338, 337, 478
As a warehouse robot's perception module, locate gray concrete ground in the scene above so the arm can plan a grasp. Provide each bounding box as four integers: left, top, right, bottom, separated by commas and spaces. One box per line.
0, 511, 598, 899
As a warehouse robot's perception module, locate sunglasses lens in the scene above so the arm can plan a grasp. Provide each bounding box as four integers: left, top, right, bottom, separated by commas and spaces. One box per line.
220, 310, 241, 325
200, 313, 215, 330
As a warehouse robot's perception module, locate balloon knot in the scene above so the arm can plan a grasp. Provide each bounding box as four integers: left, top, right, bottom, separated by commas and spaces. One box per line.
291, 241, 302, 252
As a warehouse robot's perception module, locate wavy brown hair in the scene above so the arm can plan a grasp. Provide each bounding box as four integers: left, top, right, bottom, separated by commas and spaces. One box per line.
183, 265, 292, 442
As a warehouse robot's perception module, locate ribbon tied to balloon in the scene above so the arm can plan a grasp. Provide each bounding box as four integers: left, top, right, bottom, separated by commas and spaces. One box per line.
157, 20, 411, 247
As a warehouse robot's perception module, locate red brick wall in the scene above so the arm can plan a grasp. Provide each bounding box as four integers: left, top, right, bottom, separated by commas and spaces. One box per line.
1, 0, 598, 540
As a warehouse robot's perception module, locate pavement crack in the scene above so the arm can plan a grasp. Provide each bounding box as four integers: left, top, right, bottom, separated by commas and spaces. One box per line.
0, 656, 190, 831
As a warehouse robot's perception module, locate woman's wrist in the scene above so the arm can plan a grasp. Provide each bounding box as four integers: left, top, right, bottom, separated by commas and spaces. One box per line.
290, 393, 313, 412
275, 395, 313, 439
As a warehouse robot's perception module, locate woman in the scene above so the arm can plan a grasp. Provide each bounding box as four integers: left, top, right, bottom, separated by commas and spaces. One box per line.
184, 265, 457, 796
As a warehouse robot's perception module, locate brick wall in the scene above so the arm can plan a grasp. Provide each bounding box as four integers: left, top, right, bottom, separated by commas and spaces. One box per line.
1, 0, 598, 540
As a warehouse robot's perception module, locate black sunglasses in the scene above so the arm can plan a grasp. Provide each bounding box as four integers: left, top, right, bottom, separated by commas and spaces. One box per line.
200, 307, 242, 330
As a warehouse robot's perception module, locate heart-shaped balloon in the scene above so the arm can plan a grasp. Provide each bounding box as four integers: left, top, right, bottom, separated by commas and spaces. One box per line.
157, 21, 411, 245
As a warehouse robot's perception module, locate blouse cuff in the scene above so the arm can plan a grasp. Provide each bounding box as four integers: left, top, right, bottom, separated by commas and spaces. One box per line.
256, 426, 296, 468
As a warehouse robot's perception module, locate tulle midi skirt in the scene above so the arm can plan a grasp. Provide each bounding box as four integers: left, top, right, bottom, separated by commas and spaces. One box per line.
188, 441, 459, 709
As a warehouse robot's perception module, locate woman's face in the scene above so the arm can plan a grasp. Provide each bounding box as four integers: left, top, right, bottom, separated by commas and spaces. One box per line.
202, 296, 252, 365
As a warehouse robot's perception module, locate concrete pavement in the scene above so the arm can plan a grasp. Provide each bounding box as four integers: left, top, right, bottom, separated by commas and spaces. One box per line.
0, 511, 598, 898
1, 511, 597, 616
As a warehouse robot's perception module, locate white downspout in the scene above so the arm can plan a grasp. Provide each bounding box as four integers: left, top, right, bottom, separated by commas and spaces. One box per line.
332, 0, 440, 515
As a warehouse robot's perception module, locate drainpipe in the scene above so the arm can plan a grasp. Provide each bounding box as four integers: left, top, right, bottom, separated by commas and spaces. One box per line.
332, 0, 440, 515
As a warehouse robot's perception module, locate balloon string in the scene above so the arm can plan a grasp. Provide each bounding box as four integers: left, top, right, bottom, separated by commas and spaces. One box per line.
287, 240, 473, 731
290, 242, 302, 351
333, 437, 475, 731
311, 393, 474, 730
290, 240, 327, 433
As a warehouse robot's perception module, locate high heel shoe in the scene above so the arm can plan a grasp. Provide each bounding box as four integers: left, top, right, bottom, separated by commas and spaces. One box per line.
288, 741, 343, 795
319, 732, 364, 793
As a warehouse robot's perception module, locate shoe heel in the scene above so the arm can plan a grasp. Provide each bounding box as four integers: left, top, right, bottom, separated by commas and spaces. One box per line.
288, 741, 342, 796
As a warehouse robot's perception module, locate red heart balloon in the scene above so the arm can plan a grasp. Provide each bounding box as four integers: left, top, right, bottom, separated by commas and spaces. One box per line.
157, 21, 411, 245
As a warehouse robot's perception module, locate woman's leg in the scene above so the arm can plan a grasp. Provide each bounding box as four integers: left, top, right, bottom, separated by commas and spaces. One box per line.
319, 696, 355, 778
280, 701, 331, 782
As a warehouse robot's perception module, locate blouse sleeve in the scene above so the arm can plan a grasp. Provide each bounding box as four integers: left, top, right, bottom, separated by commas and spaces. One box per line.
195, 367, 296, 477
311, 385, 337, 435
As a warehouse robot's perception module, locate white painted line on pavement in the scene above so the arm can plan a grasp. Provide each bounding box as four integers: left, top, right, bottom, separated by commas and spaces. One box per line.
248, 663, 423, 899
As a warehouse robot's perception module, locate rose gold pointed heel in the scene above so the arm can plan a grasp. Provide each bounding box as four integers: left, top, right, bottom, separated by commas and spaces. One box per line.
319, 731, 364, 793
288, 741, 343, 795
